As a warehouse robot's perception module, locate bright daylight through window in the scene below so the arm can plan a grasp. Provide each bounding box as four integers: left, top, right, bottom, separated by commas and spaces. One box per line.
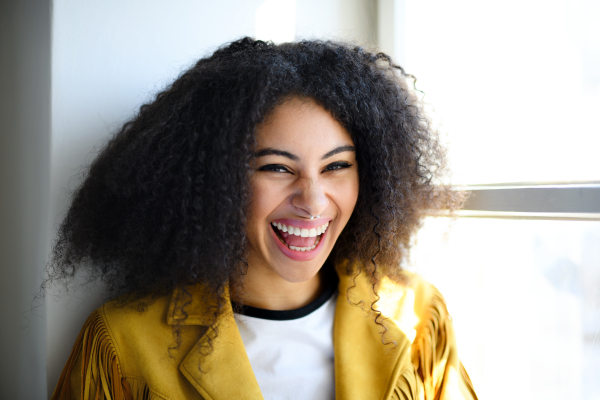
401, 1, 600, 399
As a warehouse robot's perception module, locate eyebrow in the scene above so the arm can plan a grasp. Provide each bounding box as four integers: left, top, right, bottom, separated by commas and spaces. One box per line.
253, 149, 299, 161
253, 145, 355, 161
321, 145, 355, 160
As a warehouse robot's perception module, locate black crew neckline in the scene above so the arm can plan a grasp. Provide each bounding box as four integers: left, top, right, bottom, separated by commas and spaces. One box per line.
232, 267, 339, 321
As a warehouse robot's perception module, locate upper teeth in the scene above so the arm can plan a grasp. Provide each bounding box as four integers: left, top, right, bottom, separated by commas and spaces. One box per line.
271, 221, 329, 237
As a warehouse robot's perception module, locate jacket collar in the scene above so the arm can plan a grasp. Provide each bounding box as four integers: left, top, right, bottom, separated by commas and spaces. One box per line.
167, 264, 416, 400
168, 284, 264, 399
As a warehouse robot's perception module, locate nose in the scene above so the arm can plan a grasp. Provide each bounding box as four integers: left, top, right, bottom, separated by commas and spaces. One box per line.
291, 176, 329, 218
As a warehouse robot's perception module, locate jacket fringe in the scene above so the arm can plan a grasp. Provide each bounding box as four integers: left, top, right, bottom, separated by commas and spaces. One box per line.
407, 286, 478, 400
390, 366, 423, 400
51, 310, 153, 400
458, 362, 478, 400
414, 287, 448, 399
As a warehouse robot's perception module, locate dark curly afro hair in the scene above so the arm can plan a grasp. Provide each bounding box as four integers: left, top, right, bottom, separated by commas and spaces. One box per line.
47, 37, 460, 344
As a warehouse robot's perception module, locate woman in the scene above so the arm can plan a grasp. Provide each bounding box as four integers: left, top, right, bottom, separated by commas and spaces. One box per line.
50, 38, 476, 400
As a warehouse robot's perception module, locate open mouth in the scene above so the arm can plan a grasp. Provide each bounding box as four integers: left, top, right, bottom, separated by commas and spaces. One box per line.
270, 221, 329, 252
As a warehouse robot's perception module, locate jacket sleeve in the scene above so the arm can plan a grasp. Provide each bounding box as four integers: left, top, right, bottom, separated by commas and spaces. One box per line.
411, 282, 478, 400
51, 309, 135, 400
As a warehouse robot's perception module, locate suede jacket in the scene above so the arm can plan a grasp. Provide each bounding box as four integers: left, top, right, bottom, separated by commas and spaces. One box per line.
52, 264, 478, 400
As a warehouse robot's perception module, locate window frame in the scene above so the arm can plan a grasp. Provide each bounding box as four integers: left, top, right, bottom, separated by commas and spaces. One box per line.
457, 182, 600, 221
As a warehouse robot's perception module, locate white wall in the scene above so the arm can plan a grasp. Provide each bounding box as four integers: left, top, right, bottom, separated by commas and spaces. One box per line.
47, 0, 376, 397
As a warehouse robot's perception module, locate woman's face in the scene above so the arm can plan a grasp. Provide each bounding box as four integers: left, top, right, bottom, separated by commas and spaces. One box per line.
246, 97, 359, 283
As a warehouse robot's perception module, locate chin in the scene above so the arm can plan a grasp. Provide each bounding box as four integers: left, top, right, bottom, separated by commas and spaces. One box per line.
274, 262, 325, 283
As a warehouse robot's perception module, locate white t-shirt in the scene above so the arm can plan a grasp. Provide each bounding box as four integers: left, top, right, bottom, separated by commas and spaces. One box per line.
233, 280, 337, 400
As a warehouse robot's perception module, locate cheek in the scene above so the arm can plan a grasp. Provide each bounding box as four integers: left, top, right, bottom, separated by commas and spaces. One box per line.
342, 187, 359, 216
246, 180, 284, 230
331, 176, 360, 220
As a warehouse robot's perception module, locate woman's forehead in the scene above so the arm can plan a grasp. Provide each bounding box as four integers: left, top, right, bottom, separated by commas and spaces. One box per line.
255, 97, 354, 154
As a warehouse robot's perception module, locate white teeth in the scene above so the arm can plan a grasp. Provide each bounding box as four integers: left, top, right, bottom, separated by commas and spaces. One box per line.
272, 221, 329, 251
287, 244, 317, 252
272, 222, 330, 236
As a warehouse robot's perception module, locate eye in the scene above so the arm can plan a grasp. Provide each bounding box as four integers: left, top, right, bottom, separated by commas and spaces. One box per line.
258, 164, 291, 173
323, 161, 353, 172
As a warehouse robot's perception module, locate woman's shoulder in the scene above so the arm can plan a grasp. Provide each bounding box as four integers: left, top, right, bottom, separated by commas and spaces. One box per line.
52, 288, 207, 399
60, 292, 177, 380
99, 288, 208, 360
380, 271, 478, 400
338, 266, 447, 332
100, 293, 174, 353
101, 292, 173, 330
335, 266, 477, 399
370, 271, 448, 341
390, 271, 447, 317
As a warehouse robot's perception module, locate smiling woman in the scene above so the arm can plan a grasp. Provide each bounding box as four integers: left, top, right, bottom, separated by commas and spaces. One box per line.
243, 98, 359, 310
48, 38, 475, 400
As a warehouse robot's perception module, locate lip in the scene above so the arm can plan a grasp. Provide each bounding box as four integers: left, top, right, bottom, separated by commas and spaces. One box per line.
270, 217, 330, 229
268, 220, 329, 261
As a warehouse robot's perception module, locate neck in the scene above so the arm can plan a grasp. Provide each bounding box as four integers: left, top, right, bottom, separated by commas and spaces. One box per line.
234, 266, 324, 311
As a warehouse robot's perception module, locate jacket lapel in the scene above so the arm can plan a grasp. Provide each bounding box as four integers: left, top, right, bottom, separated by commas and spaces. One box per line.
334, 267, 416, 400
169, 285, 264, 400
169, 266, 419, 400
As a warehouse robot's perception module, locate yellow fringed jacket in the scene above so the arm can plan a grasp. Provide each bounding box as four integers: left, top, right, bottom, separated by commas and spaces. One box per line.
52, 267, 478, 400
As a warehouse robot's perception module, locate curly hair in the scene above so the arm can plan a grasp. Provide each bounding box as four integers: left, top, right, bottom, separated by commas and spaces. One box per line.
47, 37, 459, 346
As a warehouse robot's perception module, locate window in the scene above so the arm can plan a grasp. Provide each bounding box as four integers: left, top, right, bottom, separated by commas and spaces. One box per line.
378, 1, 600, 398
